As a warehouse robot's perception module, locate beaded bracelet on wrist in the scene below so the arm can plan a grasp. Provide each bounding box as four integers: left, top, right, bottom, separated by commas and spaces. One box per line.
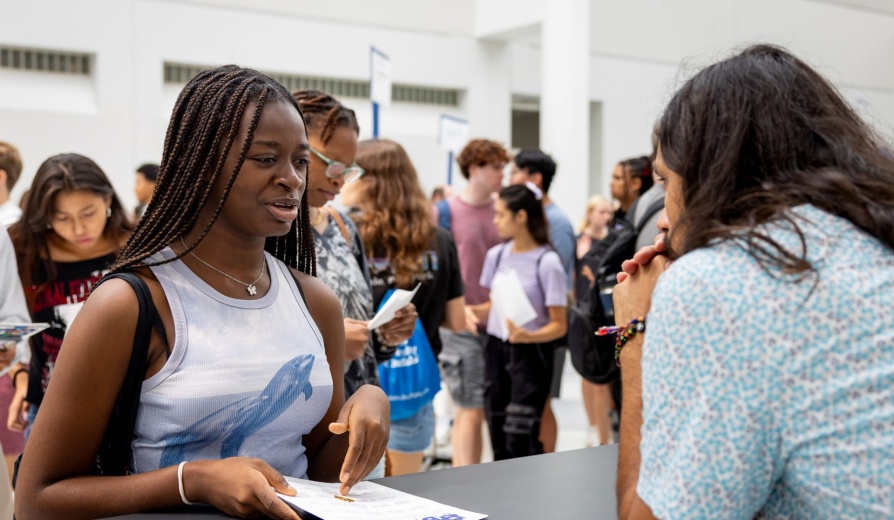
614, 316, 646, 366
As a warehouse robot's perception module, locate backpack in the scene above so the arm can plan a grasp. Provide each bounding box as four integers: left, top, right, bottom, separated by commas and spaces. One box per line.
435, 198, 451, 232
569, 196, 664, 384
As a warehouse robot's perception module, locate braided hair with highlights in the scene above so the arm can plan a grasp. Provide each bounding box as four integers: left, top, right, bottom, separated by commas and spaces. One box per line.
620, 155, 654, 196
291, 89, 360, 145
109, 65, 316, 276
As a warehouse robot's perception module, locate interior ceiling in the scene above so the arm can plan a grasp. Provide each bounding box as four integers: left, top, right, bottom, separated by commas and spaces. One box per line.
808, 0, 894, 16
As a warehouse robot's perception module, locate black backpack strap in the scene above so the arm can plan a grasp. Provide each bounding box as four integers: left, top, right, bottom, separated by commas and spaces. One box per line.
496, 242, 552, 298
635, 197, 665, 234
494, 241, 509, 271
286, 267, 308, 306
12, 272, 161, 488
95, 272, 157, 475
534, 248, 550, 297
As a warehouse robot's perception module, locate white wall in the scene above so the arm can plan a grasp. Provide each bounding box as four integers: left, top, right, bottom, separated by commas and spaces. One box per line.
505, 0, 894, 221
1, 0, 511, 210
1, 0, 892, 223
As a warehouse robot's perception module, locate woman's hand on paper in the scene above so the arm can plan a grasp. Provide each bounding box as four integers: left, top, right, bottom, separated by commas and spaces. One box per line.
185, 457, 301, 520
328, 384, 390, 496
376, 303, 417, 346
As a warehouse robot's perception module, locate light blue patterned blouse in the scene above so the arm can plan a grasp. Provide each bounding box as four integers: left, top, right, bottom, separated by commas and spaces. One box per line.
638, 205, 894, 519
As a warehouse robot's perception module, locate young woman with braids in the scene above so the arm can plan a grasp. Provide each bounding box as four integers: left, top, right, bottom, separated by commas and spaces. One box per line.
613, 45, 894, 519
14, 66, 389, 520
290, 90, 416, 480
8, 154, 133, 439
350, 139, 468, 476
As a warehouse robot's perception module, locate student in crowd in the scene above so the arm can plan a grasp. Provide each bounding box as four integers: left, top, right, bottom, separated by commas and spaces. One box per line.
613, 45, 894, 519
434, 138, 509, 467
0, 228, 30, 518
473, 183, 568, 460
15, 65, 389, 520
576, 194, 613, 296
509, 149, 575, 287
0, 141, 23, 227
574, 194, 615, 447
8, 154, 133, 439
610, 156, 654, 224
133, 162, 159, 221
293, 89, 416, 479
507, 149, 575, 453
0, 141, 26, 492
430, 184, 453, 205
352, 138, 467, 476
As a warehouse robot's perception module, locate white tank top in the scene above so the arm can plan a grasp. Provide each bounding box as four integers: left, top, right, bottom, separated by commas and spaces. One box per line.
131, 248, 332, 478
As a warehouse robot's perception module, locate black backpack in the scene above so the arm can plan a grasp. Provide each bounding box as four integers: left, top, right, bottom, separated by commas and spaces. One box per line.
567, 197, 664, 384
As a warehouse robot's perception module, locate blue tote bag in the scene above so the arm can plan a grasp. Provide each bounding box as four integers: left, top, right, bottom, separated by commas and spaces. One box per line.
376, 290, 441, 421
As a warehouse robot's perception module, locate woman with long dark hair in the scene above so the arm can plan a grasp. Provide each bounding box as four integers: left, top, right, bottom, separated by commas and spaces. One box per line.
351, 138, 467, 476
8, 154, 132, 437
472, 183, 568, 460
614, 45, 894, 519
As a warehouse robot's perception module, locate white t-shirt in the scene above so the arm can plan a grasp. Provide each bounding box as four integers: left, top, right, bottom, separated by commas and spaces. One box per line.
0, 200, 22, 228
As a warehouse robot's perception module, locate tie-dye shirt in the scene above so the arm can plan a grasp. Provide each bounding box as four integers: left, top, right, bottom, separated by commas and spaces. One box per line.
638, 205, 894, 519
132, 248, 332, 478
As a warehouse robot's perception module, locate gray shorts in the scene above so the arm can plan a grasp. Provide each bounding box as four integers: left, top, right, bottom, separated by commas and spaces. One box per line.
438, 328, 486, 409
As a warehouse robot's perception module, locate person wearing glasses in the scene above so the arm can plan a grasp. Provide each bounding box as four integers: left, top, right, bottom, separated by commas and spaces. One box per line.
292, 90, 417, 479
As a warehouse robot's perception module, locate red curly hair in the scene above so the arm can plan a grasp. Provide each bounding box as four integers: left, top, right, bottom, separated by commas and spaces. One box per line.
456, 139, 510, 179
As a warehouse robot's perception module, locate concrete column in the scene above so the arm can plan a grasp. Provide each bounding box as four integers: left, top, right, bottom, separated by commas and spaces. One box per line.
467, 40, 513, 148
540, 0, 591, 220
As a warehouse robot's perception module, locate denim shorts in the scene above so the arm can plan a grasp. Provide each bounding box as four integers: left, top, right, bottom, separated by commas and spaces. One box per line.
387, 400, 434, 453
438, 329, 486, 408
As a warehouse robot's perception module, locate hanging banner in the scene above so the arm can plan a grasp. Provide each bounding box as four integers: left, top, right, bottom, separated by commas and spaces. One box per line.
370, 47, 392, 107
437, 114, 469, 154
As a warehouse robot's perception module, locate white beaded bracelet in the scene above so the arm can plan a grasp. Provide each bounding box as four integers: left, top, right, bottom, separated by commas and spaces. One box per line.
177, 461, 195, 506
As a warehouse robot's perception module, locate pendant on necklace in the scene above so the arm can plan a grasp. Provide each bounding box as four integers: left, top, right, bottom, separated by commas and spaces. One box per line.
247, 284, 257, 296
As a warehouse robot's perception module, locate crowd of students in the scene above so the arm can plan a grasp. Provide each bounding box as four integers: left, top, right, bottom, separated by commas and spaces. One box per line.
0, 42, 891, 519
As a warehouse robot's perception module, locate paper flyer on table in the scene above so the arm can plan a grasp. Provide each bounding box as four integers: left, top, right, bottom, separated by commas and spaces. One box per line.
278, 478, 487, 520
0, 323, 50, 343
367, 283, 421, 331
489, 269, 538, 341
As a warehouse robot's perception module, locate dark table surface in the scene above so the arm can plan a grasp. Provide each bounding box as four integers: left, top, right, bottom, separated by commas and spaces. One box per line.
106, 445, 619, 520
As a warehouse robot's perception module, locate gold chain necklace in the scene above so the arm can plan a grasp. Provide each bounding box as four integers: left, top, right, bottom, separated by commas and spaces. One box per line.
179, 237, 265, 295
310, 207, 325, 226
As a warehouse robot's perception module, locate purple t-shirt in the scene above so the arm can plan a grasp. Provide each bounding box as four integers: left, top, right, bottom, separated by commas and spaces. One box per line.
480, 242, 567, 337
438, 196, 503, 306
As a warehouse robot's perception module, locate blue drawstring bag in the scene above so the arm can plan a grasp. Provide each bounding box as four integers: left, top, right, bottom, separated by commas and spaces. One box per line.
376, 290, 441, 421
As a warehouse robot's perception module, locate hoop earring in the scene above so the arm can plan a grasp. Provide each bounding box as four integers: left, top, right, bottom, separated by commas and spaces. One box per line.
106, 207, 112, 218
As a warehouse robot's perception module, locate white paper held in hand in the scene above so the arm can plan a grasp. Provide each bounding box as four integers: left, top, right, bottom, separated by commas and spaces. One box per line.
489, 269, 538, 341
366, 283, 421, 331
